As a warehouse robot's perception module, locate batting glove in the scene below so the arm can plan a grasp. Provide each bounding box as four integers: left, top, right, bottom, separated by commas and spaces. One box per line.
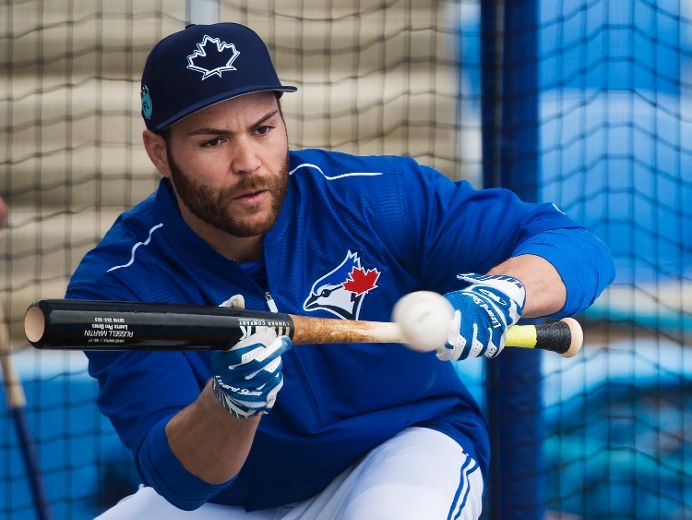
437, 273, 526, 361
210, 328, 291, 418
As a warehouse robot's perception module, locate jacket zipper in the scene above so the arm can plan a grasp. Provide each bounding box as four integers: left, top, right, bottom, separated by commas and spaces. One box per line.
265, 291, 279, 313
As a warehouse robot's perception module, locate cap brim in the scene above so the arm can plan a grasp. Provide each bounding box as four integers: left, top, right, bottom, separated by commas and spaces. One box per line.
155, 85, 297, 131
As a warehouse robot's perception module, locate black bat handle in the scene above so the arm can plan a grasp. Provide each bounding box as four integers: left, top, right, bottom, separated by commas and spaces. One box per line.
25, 299, 294, 351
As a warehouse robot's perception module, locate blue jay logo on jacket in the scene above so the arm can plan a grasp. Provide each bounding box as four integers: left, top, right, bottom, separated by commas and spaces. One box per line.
187, 35, 240, 80
303, 251, 380, 320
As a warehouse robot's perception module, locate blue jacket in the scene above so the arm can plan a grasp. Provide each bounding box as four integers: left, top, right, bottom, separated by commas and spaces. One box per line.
67, 148, 614, 510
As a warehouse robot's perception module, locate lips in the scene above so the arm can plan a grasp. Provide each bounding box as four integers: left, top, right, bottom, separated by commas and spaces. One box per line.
233, 189, 269, 205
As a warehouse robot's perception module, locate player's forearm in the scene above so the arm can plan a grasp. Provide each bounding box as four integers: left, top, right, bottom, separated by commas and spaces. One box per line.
488, 254, 566, 318
165, 381, 260, 484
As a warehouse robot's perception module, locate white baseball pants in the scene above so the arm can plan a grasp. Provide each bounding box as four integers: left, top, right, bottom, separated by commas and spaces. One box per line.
96, 427, 483, 520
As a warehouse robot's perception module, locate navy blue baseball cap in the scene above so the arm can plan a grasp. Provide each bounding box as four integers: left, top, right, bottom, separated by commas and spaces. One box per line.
140, 22, 297, 131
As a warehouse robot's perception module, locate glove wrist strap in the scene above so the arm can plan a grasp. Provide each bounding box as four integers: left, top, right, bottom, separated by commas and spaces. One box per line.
211, 377, 257, 419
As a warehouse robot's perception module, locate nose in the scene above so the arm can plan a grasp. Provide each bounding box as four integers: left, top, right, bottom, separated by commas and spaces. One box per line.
230, 137, 261, 174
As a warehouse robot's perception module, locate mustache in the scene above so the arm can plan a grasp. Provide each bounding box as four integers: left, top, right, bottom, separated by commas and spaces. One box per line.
225, 176, 277, 198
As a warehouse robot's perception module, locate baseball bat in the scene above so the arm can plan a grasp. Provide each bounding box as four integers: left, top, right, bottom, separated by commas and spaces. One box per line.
25, 299, 582, 357
1, 306, 53, 520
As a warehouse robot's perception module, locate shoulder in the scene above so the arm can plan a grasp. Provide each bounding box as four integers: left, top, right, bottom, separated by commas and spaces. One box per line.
288, 148, 443, 184
67, 187, 169, 298
286, 149, 460, 215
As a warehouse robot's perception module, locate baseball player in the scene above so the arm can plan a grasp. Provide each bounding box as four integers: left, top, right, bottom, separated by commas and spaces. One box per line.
66, 23, 614, 519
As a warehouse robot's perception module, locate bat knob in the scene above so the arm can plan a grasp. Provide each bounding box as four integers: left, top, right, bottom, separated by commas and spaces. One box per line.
24, 303, 46, 345
559, 318, 583, 358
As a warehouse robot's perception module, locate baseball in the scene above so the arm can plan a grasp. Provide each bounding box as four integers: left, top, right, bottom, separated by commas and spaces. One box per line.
392, 291, 454, 352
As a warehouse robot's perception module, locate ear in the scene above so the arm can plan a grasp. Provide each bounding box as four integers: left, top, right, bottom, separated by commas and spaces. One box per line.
142, 129, 172, 178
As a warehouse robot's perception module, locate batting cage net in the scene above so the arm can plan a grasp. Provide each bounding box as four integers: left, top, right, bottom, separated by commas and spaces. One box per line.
0, 1, 689, 519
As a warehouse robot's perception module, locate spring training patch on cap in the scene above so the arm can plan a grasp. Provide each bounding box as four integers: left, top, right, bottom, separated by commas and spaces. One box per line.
186, 35, 241, 80
140, 85, 153, 119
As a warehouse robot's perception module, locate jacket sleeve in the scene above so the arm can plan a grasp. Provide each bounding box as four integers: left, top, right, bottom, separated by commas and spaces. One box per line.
511, 227, 615, 317
65, 279, 231, 510
388, 158, 615, 315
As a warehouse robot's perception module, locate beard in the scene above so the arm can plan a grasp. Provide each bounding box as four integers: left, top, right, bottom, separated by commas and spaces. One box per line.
167, 149, 289, 238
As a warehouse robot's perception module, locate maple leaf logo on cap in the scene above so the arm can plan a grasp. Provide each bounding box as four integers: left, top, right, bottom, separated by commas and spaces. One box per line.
186, 34, 241, 80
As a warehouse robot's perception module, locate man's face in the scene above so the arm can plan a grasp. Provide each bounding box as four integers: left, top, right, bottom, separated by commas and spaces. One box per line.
163, 92, 289, 238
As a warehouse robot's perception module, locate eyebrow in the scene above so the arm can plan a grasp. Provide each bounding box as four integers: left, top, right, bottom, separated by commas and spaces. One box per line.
187, 109, 280, 137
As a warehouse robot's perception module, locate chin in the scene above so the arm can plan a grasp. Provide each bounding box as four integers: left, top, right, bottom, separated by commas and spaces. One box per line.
222, 211, 278, 238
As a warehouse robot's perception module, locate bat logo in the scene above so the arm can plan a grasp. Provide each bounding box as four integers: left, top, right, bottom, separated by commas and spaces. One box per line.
237, 322, 291, 342
303, 250, 380, 320
186, 34, 241, 80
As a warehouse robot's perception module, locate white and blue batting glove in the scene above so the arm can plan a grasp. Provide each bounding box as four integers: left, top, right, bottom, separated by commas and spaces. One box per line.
210, 328, 291, 418
437, 273, 526, 361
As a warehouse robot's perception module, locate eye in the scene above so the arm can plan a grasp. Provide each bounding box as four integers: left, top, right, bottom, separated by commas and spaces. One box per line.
254, 125, 273, 136
201, 137, 225, 148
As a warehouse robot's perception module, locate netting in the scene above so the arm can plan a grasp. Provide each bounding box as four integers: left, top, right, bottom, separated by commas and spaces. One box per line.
1, 1, 689, 519
1, 3, 190, 518
537, 0, 691, 518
